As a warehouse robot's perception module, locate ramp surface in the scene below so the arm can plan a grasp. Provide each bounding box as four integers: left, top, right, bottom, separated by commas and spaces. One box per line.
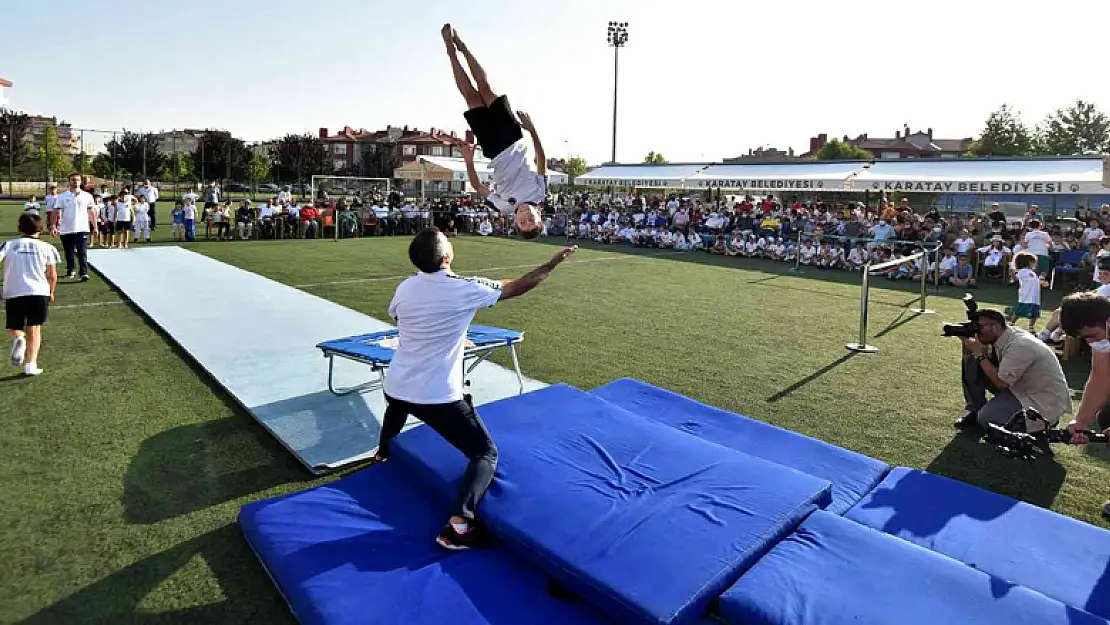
391, 384, 832, 625
90, 246, 544, 473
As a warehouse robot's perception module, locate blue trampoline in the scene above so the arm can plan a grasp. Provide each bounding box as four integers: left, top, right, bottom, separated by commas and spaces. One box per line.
317, 325, 525, 396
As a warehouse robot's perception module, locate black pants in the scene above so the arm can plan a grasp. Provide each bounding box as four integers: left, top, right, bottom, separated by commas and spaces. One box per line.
378, 393, 498, 521
149, 202, 157, 229
60, 233, 88, 277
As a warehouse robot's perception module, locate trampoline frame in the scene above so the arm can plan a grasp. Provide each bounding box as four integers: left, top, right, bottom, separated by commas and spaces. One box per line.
319, 330, 526, 397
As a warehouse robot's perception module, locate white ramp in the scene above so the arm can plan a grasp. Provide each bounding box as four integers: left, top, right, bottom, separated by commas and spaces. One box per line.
89, 246, 545, 474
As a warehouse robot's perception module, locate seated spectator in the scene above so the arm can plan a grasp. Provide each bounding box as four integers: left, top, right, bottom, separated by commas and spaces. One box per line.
743, 235, 758, 258
688, 231, 704, 251
938, 248, 957, 281
300, 204, 320, 239
236, 201, 254, 240
800, 240, 817, 266
847, 242, 867, 270
950, 254, 977, 288
978, 236, 1011, 278
726, 231, 744, 256
711, 235, 727, 255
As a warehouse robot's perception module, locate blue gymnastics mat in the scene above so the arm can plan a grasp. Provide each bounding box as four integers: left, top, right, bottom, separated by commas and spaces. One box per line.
845, 467, 1110, 620
239, 461, 612, 625
591, 378, 889, 515
717, 510, 1109, 625
390, 384, 832, 625
89, 246, 544, 474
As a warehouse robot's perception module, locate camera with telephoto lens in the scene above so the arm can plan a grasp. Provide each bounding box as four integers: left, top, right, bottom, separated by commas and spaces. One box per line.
984, 407, 1109, 461
942, 293, 980, 338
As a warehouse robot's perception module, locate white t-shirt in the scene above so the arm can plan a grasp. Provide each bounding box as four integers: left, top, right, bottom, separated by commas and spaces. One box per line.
134, 201, 150, 218
183, 204, 198, 220
115, 200, 133, 221
54, 190, 95, 235
1096, 284, 1110, 299
955, 237, 975, 254
1083, 227, 1104, 244
24, 202, 40, 215
44, 194, 57, 212
1024, 230, 1051, 256
0, 237, 60, 299
940, 256, 958, 272
139, 185, 159, 203
486, 141, 546, 216
1016, 267, 1041, 305
383, 270, 502, 404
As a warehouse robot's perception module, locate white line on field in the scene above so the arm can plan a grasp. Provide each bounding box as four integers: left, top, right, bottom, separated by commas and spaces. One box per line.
53, 301, 127, 310
292, 250, 686, 289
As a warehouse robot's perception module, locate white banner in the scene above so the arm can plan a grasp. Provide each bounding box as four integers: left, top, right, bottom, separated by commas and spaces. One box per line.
689, 178, 848, 191
854, 179, 1105, 195
575, 177, 684, 188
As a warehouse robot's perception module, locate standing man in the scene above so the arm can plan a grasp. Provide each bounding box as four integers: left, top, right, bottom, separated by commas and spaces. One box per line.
50, 173, 98, 281
138, 179, 159, 231
442, 24, 547, 239
374, 227, 576, 549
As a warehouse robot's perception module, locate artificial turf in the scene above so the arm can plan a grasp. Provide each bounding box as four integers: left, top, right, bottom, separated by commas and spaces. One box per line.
0, 199, 1106, 624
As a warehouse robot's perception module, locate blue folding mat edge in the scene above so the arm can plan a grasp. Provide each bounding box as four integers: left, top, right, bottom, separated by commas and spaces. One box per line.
590, 378, 889, 515
238, 460, 613, 625
389, 383, 833, 625
845, 467, 1110, 621
716, 509, 1110, 625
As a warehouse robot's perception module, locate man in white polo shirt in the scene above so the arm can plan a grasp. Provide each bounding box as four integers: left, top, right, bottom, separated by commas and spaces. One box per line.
374, 227, 576, 550
138, 179, 159, 230
49, 173, 98, 281
442, 24, 547, 240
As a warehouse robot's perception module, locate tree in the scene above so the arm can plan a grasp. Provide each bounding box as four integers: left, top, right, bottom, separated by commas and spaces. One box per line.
563, 156, 588, 181
1037, 99, 1110, 156
271, 133, 330, 184
159, 152, 194, 182
0, 109, 31, 178
72, 151, 92, 175
644, 151, 667, 164
36, 124, 73, 182
91, 153, 115, 179
359, 142, 400, 180
814, 139, 873, 161
247, 150, 271, 188
190, 130, 252, 182
969, 104, 1038, 157
105, 131, 165, 180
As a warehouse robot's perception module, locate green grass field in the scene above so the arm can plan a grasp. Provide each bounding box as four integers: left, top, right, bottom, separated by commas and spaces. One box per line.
1, 199, 1107, 624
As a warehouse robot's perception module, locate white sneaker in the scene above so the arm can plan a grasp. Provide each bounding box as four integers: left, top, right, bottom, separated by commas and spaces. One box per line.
24, 363, 43, 376
10, 336, 25, 366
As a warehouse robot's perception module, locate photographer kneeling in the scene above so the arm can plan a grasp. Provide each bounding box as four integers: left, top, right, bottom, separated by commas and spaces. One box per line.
1058, 291, 1110, 519
956, 307, 1072, 433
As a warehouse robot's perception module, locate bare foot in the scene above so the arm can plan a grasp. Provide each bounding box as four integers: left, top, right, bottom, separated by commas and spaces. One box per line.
441, 23, 454, 45
453, 30, 467, 51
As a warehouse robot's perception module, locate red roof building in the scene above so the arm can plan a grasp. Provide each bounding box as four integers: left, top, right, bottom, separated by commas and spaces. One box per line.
805, 126, 973, 160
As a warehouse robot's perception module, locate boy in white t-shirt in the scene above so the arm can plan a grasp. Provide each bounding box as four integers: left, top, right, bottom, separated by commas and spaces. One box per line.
1012, 252, 1041, 330
113, 194, 134, 249
0, 213, 60, 376
444, 25, 546, 239
134, 197, 151, 243
24, 195, 40, 216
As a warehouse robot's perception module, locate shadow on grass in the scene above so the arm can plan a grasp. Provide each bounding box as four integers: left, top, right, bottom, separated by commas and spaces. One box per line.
925, 429, 1066, 509
106, 296, 308, 524
767, 353, 857, 403
18, 523, 295, 625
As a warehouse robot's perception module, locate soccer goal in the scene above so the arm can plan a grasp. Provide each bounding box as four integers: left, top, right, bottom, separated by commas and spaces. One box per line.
310, 176, 392, 240
310, 175, 392, 205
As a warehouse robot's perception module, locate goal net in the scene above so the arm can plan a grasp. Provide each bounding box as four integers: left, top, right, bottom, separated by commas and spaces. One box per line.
310, 175, 392, 206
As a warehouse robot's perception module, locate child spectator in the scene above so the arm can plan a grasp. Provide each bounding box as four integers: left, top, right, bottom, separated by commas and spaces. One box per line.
743, 235, 758, 258
978, 236, 1011, 278
800, 240, 817, 266
24, 195, 40, 216
1012, 252, 1041, 330
848, 242, 867, 270
950, 254, 976, 288
1, 213, 59, 376
938, 249, 957, 282
93, 195, 109, 248
182, 198, 198, 242
1082, 220, 1104, 246
134, 195, 151, 243
114, 193, 133, 249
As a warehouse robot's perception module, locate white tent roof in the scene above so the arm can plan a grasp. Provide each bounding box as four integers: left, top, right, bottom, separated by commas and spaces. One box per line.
687, 161, 866, 192
415, 156, 567, 185
575, 164, 708, 188
853, 158, 1109, 195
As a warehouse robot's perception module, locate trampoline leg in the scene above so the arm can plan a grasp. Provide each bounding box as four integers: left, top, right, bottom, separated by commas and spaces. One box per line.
325, 354, 385, 396
508, 344, 525, 395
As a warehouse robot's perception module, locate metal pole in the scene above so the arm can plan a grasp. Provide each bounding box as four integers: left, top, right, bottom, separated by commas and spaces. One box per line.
910, 243, 935, 314
610, 45, 619, 164
789, 229, 804, 274
846, 262, 879, 353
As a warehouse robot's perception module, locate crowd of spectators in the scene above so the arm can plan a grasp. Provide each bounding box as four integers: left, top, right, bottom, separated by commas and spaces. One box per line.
561, 192, 1110, 290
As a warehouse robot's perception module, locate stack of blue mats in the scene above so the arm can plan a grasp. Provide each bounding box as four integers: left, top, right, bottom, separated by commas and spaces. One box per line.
845, 467, 1110, 620
390, 384, 833, 625
591, 378, 889, 515
717, 509, 1110, 625
238, 461, 611, 625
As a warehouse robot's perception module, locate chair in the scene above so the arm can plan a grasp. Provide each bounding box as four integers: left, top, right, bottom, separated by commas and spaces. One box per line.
1049, 249, 1087, 290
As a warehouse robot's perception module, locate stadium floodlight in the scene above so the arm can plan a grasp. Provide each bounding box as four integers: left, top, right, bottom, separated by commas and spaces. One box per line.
606, 21, 629, 165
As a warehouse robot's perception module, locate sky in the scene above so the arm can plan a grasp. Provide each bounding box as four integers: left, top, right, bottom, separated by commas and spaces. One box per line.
2, 0, 1108, 165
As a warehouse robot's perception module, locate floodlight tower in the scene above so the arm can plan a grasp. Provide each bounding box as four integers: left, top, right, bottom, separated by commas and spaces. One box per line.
606, 21, 629, 165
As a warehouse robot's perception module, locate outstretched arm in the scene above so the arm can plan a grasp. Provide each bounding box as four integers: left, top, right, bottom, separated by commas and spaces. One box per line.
499, 245, 576, 300
461, 143, 490, 198
518, 112, 546, 177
